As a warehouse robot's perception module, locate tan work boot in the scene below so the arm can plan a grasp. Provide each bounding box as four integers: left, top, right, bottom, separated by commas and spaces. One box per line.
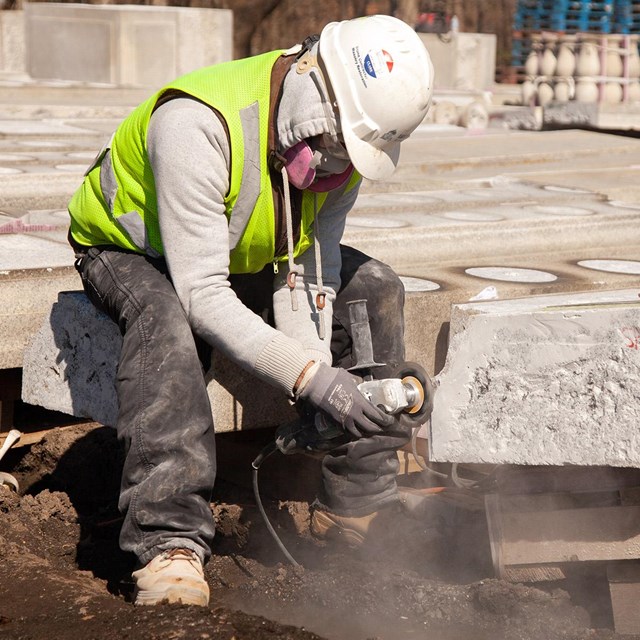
132, 548, 209, 606
311, 498, 449, 550
310, 508, 382, 547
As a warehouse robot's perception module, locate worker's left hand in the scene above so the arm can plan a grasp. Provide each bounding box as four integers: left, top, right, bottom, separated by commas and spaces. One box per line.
297, 363, 395, 438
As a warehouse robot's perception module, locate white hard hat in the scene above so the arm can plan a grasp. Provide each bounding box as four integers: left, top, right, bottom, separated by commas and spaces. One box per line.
319, 15, 434, 180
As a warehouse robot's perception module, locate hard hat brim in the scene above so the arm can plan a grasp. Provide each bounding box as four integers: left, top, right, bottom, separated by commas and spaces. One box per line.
341, 128, 400, 181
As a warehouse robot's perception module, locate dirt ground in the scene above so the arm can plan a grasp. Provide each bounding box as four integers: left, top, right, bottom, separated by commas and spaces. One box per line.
0, 418, 637, 640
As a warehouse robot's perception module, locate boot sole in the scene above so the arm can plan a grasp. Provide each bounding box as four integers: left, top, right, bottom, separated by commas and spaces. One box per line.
135, 584, 209, 607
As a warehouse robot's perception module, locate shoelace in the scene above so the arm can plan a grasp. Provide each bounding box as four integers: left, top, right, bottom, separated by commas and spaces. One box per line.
159, 548, 201, 569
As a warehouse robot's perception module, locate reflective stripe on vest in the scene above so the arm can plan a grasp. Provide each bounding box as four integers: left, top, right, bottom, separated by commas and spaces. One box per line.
228, 102, 261, 251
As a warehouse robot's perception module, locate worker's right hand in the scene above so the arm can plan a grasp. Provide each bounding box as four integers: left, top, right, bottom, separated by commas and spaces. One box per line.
296, 362, 395, 439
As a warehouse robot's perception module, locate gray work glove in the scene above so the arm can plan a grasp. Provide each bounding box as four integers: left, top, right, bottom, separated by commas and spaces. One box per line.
297, 362, 395, 439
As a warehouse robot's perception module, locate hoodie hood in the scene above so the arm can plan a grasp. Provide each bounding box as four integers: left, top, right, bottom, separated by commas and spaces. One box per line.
276, 43, 340, 153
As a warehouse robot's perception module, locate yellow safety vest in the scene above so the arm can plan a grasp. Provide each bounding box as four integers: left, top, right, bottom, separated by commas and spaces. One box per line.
68, 50, 360, 274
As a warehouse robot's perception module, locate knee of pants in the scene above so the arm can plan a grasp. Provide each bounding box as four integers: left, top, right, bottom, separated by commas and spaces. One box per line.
342, 259, 404, 319
352, 261, 405, 337
366, 262, 404, 319
335, 252, 406, 373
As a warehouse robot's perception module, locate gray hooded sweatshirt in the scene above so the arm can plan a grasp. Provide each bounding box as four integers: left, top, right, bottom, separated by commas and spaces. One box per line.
146, 52, 360, 397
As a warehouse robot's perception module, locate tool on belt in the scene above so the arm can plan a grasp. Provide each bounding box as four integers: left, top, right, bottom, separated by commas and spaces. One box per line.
251, 299, 434, 566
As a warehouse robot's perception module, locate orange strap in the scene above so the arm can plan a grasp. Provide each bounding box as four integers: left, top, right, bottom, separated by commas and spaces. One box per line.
293, 360, 316, 396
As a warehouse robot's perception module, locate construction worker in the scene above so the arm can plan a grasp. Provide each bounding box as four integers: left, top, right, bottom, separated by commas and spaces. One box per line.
68, 14, 434, 606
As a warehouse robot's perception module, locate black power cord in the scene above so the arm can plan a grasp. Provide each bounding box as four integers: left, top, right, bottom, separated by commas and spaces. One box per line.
251, 442, 301, 567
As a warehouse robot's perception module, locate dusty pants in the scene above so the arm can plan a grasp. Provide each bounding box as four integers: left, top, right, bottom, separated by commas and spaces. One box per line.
73, 244, 409, 563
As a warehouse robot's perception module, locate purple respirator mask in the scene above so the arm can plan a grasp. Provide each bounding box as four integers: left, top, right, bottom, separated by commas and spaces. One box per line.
283, 134, 354, 193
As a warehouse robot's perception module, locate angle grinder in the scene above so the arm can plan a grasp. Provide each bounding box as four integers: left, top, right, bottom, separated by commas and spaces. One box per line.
274, 299, 434, 454
357, 361, 433, 425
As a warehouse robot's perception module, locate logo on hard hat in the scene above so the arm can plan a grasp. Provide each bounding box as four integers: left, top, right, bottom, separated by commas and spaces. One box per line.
363, 50, 393, 78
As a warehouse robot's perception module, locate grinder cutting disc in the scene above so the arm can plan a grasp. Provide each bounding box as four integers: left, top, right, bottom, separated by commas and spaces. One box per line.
402, 375, 425, 414
391, 361, 434, 426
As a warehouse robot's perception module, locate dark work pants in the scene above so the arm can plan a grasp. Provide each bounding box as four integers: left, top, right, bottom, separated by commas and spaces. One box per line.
74, 244, 410, 563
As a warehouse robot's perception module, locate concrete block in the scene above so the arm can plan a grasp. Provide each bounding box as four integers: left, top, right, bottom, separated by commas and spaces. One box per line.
418, 32, 496, 92
0, 10, 25, 74
22, 291, 121, 426
429, 289, 640, 467
0, 267, 80, 369
24, 3, 232, 87
21, 292, 295, 431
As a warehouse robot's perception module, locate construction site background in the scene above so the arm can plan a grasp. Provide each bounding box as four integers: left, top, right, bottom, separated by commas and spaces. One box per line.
0, 0, 518, 79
